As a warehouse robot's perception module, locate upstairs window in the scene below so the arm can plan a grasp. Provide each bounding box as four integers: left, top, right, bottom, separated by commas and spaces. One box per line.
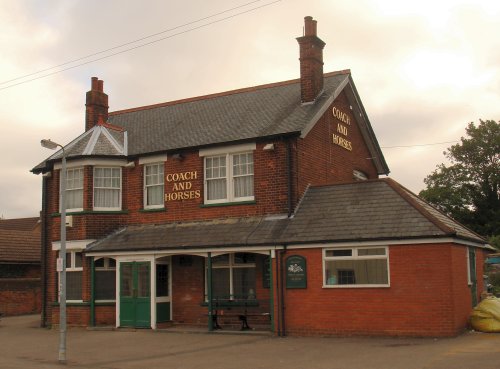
204, 152, 254, 204
62, 167, 84, 211
93, 167, 121, 210
144, 163, 164, 209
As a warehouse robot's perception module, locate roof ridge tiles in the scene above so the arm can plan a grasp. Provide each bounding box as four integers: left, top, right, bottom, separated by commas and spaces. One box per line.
109, 70, 351, 117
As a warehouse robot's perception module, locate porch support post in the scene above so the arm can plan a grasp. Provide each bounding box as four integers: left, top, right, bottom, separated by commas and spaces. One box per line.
269, 251, 274, 332
90, 257, 95, 327
207, 252, 214, 331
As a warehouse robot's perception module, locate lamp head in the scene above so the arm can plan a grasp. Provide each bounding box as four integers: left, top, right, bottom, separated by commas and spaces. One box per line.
40, 139, 59, 150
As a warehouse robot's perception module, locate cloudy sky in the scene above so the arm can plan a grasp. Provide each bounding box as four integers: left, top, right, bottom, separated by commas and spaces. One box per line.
1, 0, 499, 218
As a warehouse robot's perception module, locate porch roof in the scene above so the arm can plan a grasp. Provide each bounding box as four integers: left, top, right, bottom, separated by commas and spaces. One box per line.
86, 216, 289, 253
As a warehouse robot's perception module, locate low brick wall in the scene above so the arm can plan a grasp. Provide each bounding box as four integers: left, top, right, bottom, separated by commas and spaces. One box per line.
0, 278, 41, 316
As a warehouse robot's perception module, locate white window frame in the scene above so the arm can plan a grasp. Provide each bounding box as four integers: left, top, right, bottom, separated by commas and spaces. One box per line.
60, 167, 84, 212
94, 257, 116, 302
205, 253, 257, 300
93, 166, 122, 211
466, 247, 476, 286
322, 246, 390, 288
203, 151, 254, 204
59, 250, 84, 302
143, 162, 165, 209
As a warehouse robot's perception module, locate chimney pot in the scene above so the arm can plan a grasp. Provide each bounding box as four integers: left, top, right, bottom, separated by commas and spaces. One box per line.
91, 77, 98, 91
98, 80, 104, 92
304, 16, 316, 36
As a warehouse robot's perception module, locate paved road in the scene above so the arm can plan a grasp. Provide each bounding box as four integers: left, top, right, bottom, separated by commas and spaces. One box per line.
1, 315, 499, 369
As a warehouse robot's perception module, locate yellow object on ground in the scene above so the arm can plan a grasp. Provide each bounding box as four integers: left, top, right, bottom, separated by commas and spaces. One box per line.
470, 297, 500, 333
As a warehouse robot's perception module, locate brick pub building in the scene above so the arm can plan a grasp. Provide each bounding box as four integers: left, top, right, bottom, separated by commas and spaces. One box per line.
32, 17, 490, 337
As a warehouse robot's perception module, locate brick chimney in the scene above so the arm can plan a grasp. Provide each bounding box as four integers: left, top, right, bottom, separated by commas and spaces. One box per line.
85, 77, 108, 131
296, 16, 326, 103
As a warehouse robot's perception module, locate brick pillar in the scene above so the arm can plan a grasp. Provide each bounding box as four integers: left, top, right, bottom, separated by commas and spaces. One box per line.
296, 16, 326, 103
85, 77, 109, 131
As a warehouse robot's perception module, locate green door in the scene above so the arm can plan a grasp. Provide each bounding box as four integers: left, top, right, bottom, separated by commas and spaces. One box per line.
120, 262, 151, 328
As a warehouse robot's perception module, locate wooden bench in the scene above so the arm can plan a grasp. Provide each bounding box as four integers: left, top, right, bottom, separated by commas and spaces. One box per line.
209, 299, 270, 330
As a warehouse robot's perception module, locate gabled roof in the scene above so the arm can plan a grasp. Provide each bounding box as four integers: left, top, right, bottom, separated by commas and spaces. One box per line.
86, 179, 486, 254
32, 71, 389, 175
0, 217, 40, 263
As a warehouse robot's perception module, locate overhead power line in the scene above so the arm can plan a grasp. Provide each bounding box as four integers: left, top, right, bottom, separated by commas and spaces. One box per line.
381, 140, 459, 149
0, 0, 281, 91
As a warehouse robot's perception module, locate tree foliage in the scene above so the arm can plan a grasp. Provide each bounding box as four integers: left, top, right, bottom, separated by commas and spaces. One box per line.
419, 120, 500, 243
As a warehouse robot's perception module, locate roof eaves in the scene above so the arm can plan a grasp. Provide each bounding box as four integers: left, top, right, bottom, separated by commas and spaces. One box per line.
345, 76, 390, 175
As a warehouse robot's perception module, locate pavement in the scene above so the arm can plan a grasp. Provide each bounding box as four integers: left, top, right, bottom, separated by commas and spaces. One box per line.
1, 314, 500, 369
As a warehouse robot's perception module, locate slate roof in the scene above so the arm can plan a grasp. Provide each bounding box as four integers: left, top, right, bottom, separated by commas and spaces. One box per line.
0, 217, 40, 263
37, 124, 126, 167
108, 72, 350, 155
279, 179, 485, 244
32, 71, 389, 175
87, 179, 486, 254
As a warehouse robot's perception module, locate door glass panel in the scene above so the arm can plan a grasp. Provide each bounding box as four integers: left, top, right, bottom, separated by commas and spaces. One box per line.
121, 264, 133, 297
137, 263, 150, 298
156, 264, 169, 297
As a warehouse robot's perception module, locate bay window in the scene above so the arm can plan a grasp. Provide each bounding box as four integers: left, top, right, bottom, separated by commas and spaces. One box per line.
323, 247, 389, 287
144, 163, 164, 208
61, 167, 83, 211
93, 167, 121, 210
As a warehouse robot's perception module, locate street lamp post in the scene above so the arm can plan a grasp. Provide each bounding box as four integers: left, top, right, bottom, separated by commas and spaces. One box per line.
41, 139, 67, 364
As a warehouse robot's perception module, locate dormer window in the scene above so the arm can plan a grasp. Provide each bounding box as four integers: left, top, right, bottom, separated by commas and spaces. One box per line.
93, 167, 122, 210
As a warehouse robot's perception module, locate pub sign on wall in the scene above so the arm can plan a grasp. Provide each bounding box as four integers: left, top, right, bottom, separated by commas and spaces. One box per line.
286, 255, 307, 289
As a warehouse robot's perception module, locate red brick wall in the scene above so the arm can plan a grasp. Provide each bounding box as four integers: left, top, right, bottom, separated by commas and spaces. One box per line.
277, 243, 476, 337
95, 305, 115, 326
296, 91, 379, 199
51, 305, 89, 327
0, 278, 41, 316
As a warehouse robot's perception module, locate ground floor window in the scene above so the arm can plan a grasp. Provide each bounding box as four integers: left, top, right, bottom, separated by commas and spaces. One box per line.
95, 257, 116, 301
206, 253, 256, 300
59, 250, 83, 301
323, 247, 389, 287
